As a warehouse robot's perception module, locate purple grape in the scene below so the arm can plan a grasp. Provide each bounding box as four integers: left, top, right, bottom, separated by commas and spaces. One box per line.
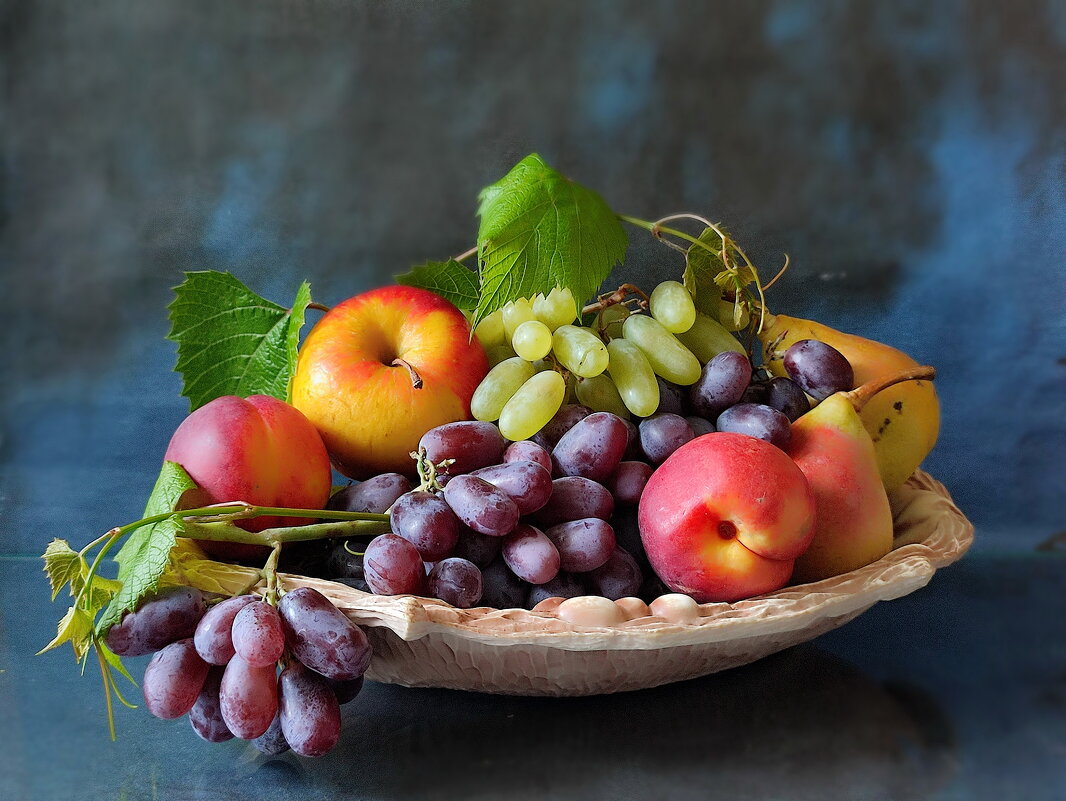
452, 527, 502, 568
740, 382, 769, 405
765, 376, 811, 421
610, 509, 648, 569
501, 524, 561, 585
609, 461, 654, 505
470, 460, 553, 515
220, 655, 278, 739
782, 339, 854, 400
544, 518, 616, 573
363, 534, 426, 595
587, 548, 643, 600
419, 421, 506, 474
326, 542, 365, 580
655, 377, 687, 416
527, 573, 586, 608
443, 475, 521, 536
689, 351, 753, 419
278, 587, 372, 680
106, 586, 206, 657
326, 473, 411, 514
621, 418, 643, 460
532, 404, 592, 450
638, 413, 695, 465
389, 490, 461, 561
193, 594, 257, 665
427, 558, 483, 608
142, 638, 210, 720
479, 559, 529, 609
503, 440, 553, 473
231, 601, 285, 668
552, 412, 629, 482
189, 666, 233, 743
329, 675, 364, 705
686, 416, 716, 436
253, 712, 290, 755
279, 662, 342, 758
535, 476, 615, 526
716, 403, 792, 450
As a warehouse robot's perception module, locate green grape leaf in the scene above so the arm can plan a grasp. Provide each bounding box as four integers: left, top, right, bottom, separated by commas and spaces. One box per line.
37, 606, 94, 659
42, 539, 84, 600
97, 462, 197, 634
473, 153, 627, 328
683, 228, 728, 316
396, 259, 480, 312
167, 271, 313, 411
162, 539, 261, 596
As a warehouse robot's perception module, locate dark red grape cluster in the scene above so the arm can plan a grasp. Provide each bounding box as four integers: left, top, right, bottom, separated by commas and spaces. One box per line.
106, 584, 370, 757
319, 417, 668, 610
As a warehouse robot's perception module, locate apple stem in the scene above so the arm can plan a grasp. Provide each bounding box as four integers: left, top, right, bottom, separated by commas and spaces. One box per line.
846, 366, 937, 413
391, 358, 424, 389
307, 302, 332, 313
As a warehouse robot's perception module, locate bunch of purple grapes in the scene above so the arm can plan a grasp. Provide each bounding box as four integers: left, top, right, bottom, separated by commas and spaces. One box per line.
323, 418, 659, 609
678, 338, 854, 451
106, 584, 370, 757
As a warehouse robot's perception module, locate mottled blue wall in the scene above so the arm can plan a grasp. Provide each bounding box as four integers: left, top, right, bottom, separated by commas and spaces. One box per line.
2, 0, 1063, 554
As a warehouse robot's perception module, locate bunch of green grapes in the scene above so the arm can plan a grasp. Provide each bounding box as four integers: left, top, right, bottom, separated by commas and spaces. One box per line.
470, 281, 745, 441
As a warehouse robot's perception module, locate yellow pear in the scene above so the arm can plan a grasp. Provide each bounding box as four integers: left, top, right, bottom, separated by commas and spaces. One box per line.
791, 367, 936, 583
758, 313, 939, 492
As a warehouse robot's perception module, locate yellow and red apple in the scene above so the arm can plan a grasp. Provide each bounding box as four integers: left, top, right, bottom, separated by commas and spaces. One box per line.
638, 432, 816, 602
291, 285, 488, 478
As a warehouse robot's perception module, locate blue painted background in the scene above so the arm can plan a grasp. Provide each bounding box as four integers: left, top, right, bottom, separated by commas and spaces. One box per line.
1, 0, 1063, 554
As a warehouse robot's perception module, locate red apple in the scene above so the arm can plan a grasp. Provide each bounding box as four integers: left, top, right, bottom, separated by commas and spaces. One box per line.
638, 432, 816, 602
164, 394, 332, 560
291, 285, 489, 478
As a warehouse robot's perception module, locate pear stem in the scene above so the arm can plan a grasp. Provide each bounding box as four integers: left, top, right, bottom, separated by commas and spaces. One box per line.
846, 366, 936, 413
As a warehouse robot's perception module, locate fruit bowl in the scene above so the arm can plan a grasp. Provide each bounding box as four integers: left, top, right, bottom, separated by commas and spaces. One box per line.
277, 470, 972, 696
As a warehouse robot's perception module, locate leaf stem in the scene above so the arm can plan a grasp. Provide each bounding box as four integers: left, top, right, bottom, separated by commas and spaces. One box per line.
453, 245, 478, 263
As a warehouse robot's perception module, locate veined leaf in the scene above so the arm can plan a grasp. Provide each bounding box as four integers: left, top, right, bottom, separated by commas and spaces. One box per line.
396, 260, 479, 312
167, 271, 313, 411
42, 539, 84, 600
38, 606, 93, 659
97, 462, 197, 634
473, 154, 627, 328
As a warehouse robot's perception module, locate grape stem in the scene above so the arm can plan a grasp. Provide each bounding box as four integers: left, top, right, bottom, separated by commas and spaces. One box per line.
263, 542, 283, 605
181, 517, 391, 545
845, 366, 937, 413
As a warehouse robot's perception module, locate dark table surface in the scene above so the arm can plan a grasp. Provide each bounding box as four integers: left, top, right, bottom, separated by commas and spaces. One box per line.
4, 549, 1064, 801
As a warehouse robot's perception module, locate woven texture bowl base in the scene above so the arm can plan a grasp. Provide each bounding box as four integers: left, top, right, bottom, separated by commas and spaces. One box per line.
282, 470, 972, 696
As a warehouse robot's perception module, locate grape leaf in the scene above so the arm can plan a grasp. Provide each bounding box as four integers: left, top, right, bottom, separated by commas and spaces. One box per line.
683, 228, 728, 316
473, 154, 627, 327
167, 271, 313, 411
96, 462, 197, 633
396, 259, 479, 312
43, 539, 84, 600
162, 539, 261, 596
37, 606, 94, 659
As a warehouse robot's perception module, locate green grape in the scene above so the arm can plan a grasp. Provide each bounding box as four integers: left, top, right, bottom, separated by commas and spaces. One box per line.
471, 357, 536, 422
649, 280, 696, 333
621, 314, 702, 385
675, 312, 746, 362
512, 320, 553, 361
498, 370, 566, 441
606, 338, 660, 417
552, 325, 609, 378
485, 343, 518, 367
502, 299, 536, 340
716, 297, 750, 332
474, 309, 506, 349
597, 304, 631, 339
532, 287, 578, 331
574, 374, 631, 419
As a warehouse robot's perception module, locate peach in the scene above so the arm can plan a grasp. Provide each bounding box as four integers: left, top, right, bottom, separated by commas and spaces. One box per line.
638, 432, 816, 603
